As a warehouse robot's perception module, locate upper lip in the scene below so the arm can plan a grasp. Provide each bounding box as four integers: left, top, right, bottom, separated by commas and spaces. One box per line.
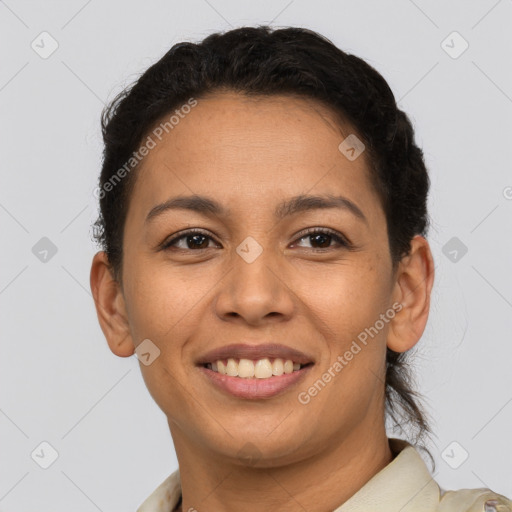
196, 343, 315, 366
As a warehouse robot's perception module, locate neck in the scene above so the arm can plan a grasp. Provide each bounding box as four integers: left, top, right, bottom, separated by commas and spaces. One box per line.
170, 422, 393, 512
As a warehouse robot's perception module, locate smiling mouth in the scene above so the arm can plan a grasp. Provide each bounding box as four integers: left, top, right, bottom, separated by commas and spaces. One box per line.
202, 357, 314, 379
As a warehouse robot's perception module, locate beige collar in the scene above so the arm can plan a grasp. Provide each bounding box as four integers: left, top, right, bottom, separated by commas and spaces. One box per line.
335, 438, 439, 511
137, 438, 443, 512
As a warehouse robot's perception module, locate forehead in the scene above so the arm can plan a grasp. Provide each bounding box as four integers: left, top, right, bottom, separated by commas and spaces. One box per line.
157, 91, 349, 154
127, 91, 382, 225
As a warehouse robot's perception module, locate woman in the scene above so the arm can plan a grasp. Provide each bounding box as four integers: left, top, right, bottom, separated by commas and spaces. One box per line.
90, 26, 511, 512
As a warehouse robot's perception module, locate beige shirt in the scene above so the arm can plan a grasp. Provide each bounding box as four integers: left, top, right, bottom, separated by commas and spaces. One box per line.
137, 438, 512, 512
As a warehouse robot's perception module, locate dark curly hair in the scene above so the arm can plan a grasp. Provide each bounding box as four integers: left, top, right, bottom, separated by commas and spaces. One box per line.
92, 25, 434, 463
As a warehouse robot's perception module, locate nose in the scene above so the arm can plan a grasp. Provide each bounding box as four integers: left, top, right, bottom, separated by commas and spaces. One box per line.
214, 248, 295, 326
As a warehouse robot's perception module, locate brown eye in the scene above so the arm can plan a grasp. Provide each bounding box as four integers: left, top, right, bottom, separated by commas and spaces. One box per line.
307, 232, 333, 249
162, 230, 218, 251
293, 228, 350, 250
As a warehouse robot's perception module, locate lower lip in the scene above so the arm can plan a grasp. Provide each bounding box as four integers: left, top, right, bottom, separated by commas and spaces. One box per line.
198, 365, 313, 399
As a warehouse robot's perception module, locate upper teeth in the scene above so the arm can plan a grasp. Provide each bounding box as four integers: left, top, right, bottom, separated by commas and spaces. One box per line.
207, 358, 302, 378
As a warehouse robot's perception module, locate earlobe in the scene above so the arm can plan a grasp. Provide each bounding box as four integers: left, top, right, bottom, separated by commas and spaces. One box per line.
386, 235, 435, 354
90, 251, 135, 357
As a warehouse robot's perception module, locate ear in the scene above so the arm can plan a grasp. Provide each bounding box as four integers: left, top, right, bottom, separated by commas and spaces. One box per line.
387, 235, 435, 353
90, 251, 135, 357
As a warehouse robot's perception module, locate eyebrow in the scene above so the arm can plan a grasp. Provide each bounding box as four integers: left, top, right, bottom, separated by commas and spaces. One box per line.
145, 193, 368, 225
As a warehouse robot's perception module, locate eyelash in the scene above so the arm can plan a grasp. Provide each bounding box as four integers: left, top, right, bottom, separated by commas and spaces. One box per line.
160, 227, 352, 252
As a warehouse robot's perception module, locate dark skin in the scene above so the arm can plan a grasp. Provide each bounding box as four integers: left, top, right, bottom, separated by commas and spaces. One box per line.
90, 92, 434, 511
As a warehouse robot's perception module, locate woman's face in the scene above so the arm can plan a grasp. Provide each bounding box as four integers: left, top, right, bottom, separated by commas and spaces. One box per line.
95, 92, 427, 466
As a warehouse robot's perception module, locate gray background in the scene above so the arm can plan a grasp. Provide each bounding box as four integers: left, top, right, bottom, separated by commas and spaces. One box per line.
1, 0, 511, 510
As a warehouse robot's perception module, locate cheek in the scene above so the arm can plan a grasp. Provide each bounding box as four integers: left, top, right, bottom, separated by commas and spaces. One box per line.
306, 258, 390, 336
310, 272, 390, 416
121, 257, 189, 343
305, 258, 391, 401
122, 255, 222, 370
